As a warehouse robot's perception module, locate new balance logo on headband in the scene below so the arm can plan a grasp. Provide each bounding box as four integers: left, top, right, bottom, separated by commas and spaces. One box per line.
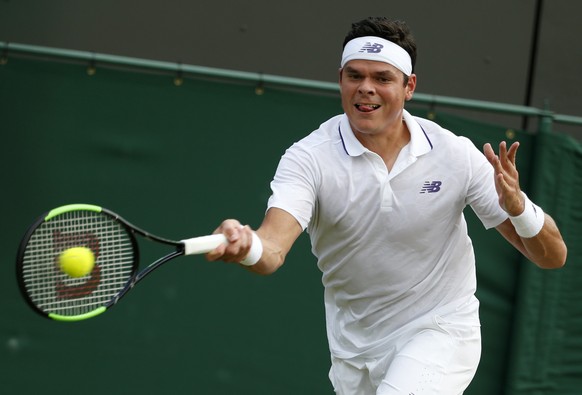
341, 36, 413, 75
359, 42, 384, 54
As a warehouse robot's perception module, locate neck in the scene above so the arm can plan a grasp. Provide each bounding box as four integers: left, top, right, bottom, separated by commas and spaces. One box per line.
354, 119, 411, 171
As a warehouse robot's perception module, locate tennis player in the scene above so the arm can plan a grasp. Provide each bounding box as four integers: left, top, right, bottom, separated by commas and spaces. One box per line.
207, 17, 567, 394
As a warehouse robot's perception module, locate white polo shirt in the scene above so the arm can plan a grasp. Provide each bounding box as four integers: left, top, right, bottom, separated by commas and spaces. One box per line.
267, 110, 508, 359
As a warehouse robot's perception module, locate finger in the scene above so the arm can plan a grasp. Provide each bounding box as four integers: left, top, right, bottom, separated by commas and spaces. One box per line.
489, 151, 503, 175
498, 141, 509, 166
206, 243, 227, 262
483, 143, 501, 170
507, 141, 520, 165
219, 219, 244, 242
495, 172, 510, 192
483, 143, 494, 162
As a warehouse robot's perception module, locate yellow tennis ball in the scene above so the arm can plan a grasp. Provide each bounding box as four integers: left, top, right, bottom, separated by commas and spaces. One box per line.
59, 247, 95, 278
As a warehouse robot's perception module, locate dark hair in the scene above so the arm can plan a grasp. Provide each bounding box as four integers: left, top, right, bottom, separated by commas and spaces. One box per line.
342, 17, 417, 75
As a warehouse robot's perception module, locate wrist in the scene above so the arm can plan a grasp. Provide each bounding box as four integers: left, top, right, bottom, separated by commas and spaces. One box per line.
240, 231, 263, 266
509, 192, 545, 238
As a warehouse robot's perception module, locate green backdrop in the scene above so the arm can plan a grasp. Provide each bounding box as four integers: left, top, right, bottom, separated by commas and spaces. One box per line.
1, 54, 580, 394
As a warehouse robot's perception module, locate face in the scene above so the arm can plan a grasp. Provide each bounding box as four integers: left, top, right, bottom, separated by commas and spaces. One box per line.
339, 60, 416, 138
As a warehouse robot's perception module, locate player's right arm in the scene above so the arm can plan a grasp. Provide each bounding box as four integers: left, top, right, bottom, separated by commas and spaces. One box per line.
205, 207, 303, 275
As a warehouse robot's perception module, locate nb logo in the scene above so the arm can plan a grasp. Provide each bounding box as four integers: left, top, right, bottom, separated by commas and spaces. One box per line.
420, 181, 442, 194
359, 42, 384, 54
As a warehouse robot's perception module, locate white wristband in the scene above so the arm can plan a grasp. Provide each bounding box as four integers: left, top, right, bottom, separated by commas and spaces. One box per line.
509, 192, 545, 238
240, 231, 263, 266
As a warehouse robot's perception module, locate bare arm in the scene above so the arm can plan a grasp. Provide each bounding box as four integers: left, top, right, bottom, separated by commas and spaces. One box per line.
484, 141, 567, 269
205, 207, 303, 275
496, 216, 566, 269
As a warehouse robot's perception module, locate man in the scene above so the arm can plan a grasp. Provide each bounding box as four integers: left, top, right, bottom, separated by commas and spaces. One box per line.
206, 17, 567, 394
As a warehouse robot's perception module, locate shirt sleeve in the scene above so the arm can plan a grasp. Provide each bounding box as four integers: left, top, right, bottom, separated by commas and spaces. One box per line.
267, 144, 319, 231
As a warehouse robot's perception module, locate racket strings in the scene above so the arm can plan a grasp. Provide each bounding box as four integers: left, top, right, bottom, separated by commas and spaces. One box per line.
21, 210, 136, 317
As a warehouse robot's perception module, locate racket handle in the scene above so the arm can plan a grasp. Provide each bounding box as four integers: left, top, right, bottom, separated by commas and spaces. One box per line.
181, 234, 228, 255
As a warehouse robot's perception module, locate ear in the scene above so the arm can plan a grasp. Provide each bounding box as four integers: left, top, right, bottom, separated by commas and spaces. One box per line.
405, 74, 417, 101
338, 68, 345, 93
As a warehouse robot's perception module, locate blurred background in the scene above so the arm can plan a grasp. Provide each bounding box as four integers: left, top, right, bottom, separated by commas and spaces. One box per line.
2, 0, 582, 139
1, 1, 581, 394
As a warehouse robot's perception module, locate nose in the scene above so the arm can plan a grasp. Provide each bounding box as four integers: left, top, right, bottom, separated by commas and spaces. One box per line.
357, 78, 375, 95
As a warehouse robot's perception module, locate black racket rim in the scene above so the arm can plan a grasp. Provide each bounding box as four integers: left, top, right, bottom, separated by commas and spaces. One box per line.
16, 204, 141, 321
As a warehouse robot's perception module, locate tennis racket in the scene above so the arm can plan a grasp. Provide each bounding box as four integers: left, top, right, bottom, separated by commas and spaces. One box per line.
16, 203, 226, 322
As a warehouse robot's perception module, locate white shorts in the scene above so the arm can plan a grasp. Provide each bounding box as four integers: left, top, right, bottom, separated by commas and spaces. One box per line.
329, 305, 482, 395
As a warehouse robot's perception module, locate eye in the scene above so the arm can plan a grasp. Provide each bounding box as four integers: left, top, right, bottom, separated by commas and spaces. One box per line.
376, 74, 393, 84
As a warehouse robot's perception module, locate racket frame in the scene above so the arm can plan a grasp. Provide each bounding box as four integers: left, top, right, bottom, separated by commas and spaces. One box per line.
16, 204, 212, 322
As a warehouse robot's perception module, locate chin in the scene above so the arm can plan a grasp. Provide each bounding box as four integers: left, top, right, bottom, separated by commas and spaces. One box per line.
350, 119, 380, 135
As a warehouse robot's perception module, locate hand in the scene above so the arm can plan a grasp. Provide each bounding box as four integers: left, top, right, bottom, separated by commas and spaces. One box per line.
483, 141, 525, 216
205, 219, 254, 263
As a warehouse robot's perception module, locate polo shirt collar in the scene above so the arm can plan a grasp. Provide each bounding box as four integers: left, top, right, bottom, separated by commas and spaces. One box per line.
339, 110, 433, 157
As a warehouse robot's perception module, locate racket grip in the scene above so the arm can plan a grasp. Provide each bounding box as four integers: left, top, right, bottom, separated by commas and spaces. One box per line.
181, 234, 227, 255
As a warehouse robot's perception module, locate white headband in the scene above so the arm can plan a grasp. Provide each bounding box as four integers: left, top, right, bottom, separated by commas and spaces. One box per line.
341, 36, 412, 76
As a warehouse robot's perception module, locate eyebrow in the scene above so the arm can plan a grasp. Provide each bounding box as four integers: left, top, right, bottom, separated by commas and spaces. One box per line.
343, 66, 398, 78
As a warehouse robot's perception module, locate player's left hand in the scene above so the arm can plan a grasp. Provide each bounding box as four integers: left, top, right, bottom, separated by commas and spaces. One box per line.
483, 141, 525, 216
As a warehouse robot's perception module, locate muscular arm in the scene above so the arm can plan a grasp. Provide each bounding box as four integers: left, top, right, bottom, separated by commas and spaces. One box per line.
484, 141, 567, 269
496, 216, 566, 269
205, 207, 303, 275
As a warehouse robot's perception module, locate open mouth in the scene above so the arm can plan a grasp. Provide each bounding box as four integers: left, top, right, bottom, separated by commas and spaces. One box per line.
355, 104, 381, 113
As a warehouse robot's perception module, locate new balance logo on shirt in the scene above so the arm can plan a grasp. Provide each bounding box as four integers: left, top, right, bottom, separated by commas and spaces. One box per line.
420, 181, 442, 193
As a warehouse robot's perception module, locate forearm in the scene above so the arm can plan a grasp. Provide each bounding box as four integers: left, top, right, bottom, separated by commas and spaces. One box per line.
520, 214, 567, 269
207, 208, 302, 274
243, 231, 286, 275
497, 215, 567, 269
508, 193, 567, 268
